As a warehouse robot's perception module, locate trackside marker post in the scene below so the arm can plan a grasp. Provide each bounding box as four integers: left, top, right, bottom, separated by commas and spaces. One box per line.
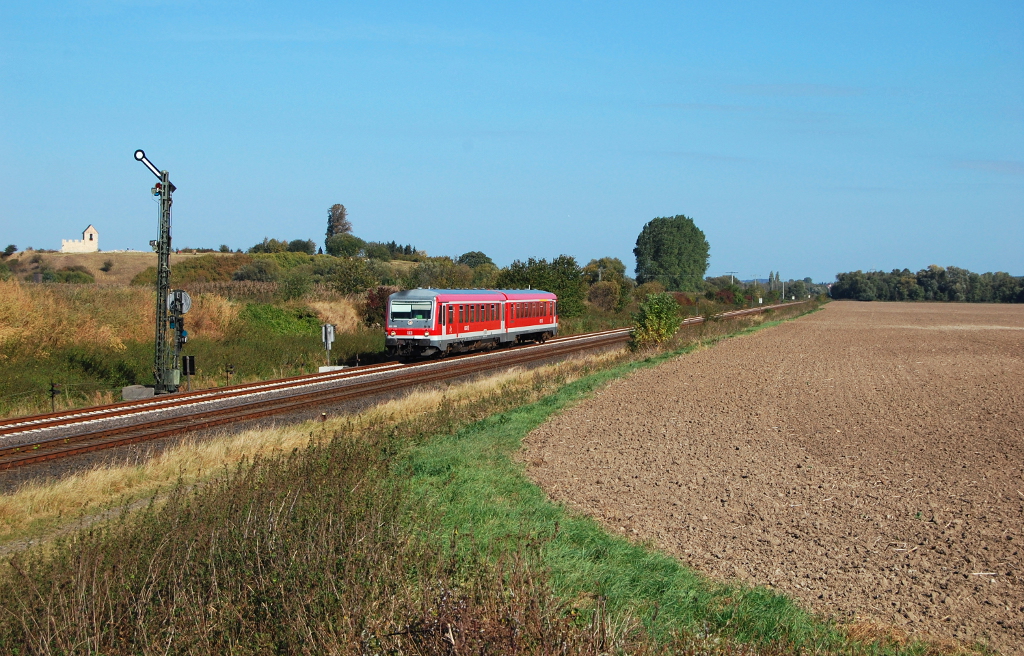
322, 324, 335, 366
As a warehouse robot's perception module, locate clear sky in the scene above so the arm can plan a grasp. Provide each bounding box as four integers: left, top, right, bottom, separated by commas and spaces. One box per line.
1, 1, 1021, 282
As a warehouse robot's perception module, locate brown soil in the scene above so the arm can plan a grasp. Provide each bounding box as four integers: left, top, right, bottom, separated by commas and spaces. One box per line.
524, 302, 1024, 653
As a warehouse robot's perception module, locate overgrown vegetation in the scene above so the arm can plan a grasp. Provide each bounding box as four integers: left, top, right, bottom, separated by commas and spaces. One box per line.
0, 299, 947, 654
832, 265, 1024, 302
630, 292, 683, 348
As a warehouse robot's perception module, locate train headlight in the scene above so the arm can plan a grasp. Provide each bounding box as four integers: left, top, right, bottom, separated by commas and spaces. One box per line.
424, 331, 430, 336
390, 330, 396, 336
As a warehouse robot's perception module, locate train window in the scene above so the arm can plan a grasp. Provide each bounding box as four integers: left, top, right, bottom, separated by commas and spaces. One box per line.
440, 305, 445, 325
448, 305, 454, 325
471, 304, 476, 322
459, 305, 464, 323
390, 302, 432, 322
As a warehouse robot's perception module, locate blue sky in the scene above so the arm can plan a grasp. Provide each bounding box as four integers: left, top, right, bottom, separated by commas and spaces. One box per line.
1, 1, 1021, 282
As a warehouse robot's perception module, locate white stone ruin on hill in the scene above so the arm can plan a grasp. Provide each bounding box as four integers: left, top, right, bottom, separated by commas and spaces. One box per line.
61, 225, 99, 253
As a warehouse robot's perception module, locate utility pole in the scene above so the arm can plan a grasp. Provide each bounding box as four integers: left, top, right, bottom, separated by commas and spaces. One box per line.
134, 149, 179, 393
725, 271, 738, 285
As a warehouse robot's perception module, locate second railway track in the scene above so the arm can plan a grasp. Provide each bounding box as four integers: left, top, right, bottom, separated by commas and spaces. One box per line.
0, 302, 805, 471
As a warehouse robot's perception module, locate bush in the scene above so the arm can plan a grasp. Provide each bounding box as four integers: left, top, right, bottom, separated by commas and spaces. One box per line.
279, 269, 313, 300
100, 259, 114, 273
587, 281, 620, 311
328, 257, 376, 294
233, 259, 281, 282
362, 285, 399, 326
41, 266, 95, 284
630, 292, 681, 349
131, 254, 253, 286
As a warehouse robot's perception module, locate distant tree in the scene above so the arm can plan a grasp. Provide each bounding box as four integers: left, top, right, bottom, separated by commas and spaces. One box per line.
456, 251, 493, 268
326, 204, 351, 243
495, 255, 586, 317
634, 215, 709, 291
582, 257, 628, 285
471, 262, 500, 288
287, 239, 317, 255
2, 245, 16, 258
364, 243, 392, 261
219, 244, 231, 253
325, 234, 365, 257
248, 238, 288, 254
787, 280, 807, 299
402, 257, 473, 289
583, 256, 634, 310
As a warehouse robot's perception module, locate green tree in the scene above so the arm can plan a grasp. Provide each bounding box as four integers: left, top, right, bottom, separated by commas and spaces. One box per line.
248, 238, 289, 254
456, 251, 494, 268
582, 257, 627, 285
326, 204, 351, 243
287, 239, 317, 255
495, 255, 586, 317
634, 215, 709, 291
402, 257, 473, 289
471, 262, 500, 288
325, 234, 365, 257
364, 243, 392, 260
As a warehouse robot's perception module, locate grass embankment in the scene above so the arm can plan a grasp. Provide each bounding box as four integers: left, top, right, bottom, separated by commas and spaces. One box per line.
0, 280, 377, 418
0, 300, 958, 653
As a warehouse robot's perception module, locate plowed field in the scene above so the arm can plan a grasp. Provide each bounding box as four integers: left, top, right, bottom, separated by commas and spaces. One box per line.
524, 302, 1024, 652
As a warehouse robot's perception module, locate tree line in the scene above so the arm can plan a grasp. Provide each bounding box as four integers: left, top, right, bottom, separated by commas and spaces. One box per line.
831, 266, 1024, 303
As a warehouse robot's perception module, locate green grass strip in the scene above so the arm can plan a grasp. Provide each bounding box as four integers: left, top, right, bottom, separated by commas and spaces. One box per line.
403, 309, 931, 655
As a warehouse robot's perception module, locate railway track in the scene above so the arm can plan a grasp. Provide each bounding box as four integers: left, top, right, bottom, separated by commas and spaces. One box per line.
0, 301, 805, 471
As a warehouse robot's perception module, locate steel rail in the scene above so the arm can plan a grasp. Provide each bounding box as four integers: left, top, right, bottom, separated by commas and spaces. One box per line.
0, 301, 806, 471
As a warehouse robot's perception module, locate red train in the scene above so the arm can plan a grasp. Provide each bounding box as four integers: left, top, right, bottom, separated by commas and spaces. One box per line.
386, 288, 558, 358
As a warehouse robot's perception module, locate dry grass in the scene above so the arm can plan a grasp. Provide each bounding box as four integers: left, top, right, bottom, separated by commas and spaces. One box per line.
308, 299, 361, 333
0, 349, 625, 547
0, 280, 152, 355
17, 251, 227, 286
0, 280, 359, 354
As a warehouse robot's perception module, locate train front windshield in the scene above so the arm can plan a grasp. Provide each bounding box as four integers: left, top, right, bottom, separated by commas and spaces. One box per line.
390, 302, 433, 322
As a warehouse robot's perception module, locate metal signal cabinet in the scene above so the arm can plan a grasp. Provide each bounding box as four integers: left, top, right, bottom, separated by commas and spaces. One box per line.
385, 288, 558, 358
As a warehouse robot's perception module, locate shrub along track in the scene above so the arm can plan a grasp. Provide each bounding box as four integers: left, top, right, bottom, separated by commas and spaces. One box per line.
0, 302, 804, 474
524, 301, 1024, 653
